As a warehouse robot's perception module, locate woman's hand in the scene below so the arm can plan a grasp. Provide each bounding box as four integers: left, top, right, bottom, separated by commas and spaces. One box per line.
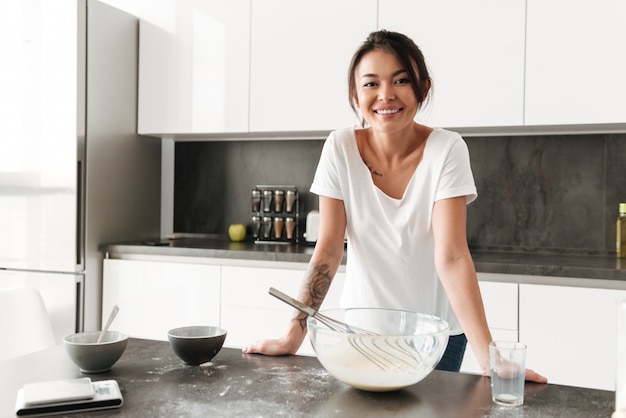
242, 321, 306, 356
525, 368, 548, 383
242, 336, 299, 356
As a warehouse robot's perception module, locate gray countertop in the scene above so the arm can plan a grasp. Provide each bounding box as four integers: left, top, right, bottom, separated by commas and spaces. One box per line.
0, 339, 615, 417
103, 237, 626, 282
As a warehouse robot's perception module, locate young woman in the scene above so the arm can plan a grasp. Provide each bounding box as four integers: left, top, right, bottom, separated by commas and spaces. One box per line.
244, 30, 546, 382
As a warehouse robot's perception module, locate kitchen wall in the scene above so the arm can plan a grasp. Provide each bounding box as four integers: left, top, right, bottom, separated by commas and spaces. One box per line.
174, 133, 626, 254
466, 133, 625, 254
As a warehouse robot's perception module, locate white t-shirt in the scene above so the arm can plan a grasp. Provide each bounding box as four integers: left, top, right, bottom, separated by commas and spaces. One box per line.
310, 127, 477, 335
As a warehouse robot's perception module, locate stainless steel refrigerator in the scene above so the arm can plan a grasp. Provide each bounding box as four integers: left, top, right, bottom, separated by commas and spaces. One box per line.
0, 0, 161, 343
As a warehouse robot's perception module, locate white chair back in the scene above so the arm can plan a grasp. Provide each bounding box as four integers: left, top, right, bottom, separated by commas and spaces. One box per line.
0, 286, 56, 362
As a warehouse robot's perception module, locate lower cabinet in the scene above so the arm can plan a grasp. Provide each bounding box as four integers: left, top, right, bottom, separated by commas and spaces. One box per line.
520, 283, 626, 390
102, 258, 344, 354
103, 258, 626, 390
220, 265, 345, 356
460, 279, 519, 374
102, 259, 221, 341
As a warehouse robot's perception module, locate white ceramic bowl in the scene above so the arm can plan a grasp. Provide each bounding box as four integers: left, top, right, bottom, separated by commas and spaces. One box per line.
308, 308, 449, 392
64, 331, 128, 373
167, 326, 227, 365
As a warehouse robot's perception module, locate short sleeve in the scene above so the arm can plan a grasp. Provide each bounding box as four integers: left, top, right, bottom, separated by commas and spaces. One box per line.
310, 132, 344, 200
434, 136, 478, 204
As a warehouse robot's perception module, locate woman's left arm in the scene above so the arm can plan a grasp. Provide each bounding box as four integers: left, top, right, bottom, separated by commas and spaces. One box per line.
432, 196, 547, 383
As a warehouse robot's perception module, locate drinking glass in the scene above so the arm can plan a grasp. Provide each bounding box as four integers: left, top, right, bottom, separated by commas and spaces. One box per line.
489, 341, 526, 406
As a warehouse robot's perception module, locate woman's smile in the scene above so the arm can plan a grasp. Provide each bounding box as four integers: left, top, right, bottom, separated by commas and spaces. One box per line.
374, 107, 403, 115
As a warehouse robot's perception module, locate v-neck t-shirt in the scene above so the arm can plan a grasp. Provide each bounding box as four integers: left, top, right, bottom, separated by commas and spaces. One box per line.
310, 127, 477, 335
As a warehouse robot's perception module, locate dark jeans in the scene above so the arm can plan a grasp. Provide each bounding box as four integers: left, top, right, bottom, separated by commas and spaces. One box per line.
435, 333, 468, 372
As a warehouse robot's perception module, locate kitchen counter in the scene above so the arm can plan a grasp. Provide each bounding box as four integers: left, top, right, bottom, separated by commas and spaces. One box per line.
103, 237, 626, 282
0, 338, 615, 417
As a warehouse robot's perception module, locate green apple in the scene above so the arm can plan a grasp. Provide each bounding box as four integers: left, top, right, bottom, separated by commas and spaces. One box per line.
228, 223, 246, 242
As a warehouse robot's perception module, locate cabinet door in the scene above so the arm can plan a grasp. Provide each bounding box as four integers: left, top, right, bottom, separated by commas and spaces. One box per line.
138, 1, 250, 134
249, 0, 377, 132
460, 280, 518, 374
221, 265, 345, 356
378, 0, 525, 128
525, 0, 626, 125
102, 259, 221, 341
520, 283, 626, 390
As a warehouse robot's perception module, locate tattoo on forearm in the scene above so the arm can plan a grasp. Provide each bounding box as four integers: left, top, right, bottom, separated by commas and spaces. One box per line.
295, 263, 333, 332
294, 317, 307, 333
308, 263, 332, 310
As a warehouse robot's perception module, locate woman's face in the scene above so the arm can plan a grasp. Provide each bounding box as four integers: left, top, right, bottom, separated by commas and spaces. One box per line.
353, 49, 419, 134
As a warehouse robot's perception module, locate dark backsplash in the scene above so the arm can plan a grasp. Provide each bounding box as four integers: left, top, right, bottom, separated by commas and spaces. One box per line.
174, 133, 626, 254
174, 140, 325, 239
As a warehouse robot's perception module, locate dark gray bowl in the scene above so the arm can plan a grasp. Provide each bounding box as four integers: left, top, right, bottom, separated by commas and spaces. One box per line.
64, 331, 128, 373
167, 326, 227, 365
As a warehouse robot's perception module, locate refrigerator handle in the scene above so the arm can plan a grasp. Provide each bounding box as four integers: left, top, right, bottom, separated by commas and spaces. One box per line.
76, 160, 85, 268
75, 275, 85, 333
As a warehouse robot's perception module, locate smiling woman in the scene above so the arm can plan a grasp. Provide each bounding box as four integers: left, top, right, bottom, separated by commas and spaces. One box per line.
243, 29, 547, 385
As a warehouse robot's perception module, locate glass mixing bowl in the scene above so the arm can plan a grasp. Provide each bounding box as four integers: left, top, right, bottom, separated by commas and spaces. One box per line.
308, 308, 449, 391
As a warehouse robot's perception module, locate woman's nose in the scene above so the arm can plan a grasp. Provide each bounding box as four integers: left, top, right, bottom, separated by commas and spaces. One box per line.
378, 83, 395, 101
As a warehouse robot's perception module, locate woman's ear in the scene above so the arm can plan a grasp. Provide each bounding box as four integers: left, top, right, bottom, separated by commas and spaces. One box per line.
422, 79, 432, 102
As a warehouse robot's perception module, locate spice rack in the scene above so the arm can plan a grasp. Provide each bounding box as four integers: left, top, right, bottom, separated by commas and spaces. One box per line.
251, 185, 299, 244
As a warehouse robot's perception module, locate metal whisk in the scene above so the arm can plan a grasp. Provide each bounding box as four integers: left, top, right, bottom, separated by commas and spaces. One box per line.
268, 287, 422, 371
268, 287, 378, 335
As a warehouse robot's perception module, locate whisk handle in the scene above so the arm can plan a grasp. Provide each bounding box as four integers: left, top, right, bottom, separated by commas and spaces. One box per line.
269, 287, 316, 317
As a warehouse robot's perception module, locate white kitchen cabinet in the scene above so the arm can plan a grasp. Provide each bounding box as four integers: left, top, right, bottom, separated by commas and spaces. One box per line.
520, 283, 626, 390
102, 259, 221, 341
460, 280, 519, 374
221, 265, 345, 356
378, 0, 526, 128
138, 1, 250, 134
248, 0, 377, 132
525, 0, 626, 125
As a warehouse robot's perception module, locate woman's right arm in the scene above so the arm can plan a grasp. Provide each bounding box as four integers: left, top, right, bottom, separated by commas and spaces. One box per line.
242, 196, 347, 356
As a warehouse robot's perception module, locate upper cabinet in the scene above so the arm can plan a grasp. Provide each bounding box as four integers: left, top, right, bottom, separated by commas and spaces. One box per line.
248, 0, 377, 132
525, 0, 626, 125
138, 1, 250, 135
379, 0, 526, 128
136, 0, 626, 136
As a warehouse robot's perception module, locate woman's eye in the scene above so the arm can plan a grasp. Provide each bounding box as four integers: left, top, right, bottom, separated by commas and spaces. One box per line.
394, 78, 410, 84
362, 81, 377, 87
